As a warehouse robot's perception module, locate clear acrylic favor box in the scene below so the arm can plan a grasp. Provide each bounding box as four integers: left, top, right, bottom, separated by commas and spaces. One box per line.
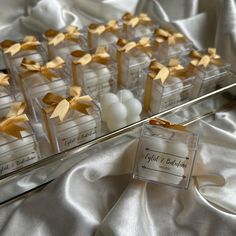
1, 40, 47, 73
44, 28, 87, 61
87, 22, 122, 49
133, 122, 198, 189
115, 45, 152, 98
149, 75, 195, 113
152, 29, 193, 63
190, 61, 231, 98
0, 104, 41, 176
71, 50, 117, 100
122, 13, 155, 40
36, 88, 101, 153
17, 65, 70, 120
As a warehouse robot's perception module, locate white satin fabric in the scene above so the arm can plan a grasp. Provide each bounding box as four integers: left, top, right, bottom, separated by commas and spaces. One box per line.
0, 102, 236, 236
0, 1, 236, 235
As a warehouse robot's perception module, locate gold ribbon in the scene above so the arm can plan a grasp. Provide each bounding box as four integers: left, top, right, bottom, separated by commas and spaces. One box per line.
154, 28, 186, 46
144, 59, 185, 111
88, 20, 119, 35
189, 48, 222, 68
116, 37, 151, 86
149, 117, 187, 131
20, 56, 65, 80
88, 20, 120, 48
0, 102, 29, 139
45, 25, 81, 46
122, 12, 152, 28
43, 86, 93, 122
0, 36, 40, 56
71, 47, 111, 85
0, 73, 10, 86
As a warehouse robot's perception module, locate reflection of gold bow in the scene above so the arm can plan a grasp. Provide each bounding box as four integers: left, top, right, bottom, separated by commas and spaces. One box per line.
122, 12, 152, 27
0, 73, 10, 86
190, 48, 222, 68
154, 28, 186, 45
20, 56, 65, 80
71, 47, 111, 66
144, 59, 185, 111
0, 36, 40, 56
0, 102, 29, 139
43, 86, 93, 122
88, 20, 120, 35
45, 25, 81, 46
117, 37, 151, 53
149, 118, 187, 131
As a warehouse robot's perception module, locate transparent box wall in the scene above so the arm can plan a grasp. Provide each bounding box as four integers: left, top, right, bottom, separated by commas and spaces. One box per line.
148, 74, 195, 113
133, 123, 198, 189
191, 62, 231, 98
36, 88, 101, 153
17, 67, 70, 121
72, 57, 117, 100
0, 104, 41, 176
153, 39, 193, 63
117, 48, 151, 100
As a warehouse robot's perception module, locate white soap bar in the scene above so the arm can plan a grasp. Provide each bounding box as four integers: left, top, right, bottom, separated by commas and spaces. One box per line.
134, 25, 152, 38
24, 73, 51, 95
49, 79, 67, 90
106, 102, 127, 122
116, 89, 134, 103
123, 98, 142, 116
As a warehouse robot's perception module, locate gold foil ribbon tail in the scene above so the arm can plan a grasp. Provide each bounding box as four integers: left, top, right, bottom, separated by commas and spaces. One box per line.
149, 118, 187, 131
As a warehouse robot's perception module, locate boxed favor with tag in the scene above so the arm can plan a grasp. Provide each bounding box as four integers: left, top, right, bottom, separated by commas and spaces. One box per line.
35, 86, 101, 153
133, 118, 198, 189
187, 48, 231, 98
144, 59, 195, 114
16, 56, 70, 120
0, 102, 41, 176
0, 36, 47, 73
71, 47, 117, 99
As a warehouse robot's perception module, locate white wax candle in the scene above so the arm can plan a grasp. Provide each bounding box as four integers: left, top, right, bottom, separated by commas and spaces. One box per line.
106, 102, 127, 122
100, 93, 119, 109
116, 89, 134, 103
123, 98, 142, 116
126, 115, 141, 125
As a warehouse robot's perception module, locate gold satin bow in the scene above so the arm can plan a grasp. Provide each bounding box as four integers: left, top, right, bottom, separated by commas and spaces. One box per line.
45, 25, 81, 46
0, 73, 10, 86
117, 37, 151, 53
149, 117, 187, 131
88, 20, 120, 35
71, 47, 111, 66
154, 28, 186, 45
20, 56, 65, 80
0, 102, 29, 139
43, 86, 93, 122
148, 59, 185, 84
122, 12, 152, 27
189, 48, 222, 68
0, 36, 40, 56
